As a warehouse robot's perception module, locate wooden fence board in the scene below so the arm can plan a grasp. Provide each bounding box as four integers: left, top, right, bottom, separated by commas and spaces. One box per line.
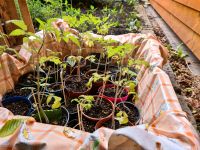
151, 0, 200, 60
153, 0, 200, 35
174, 0, 200, 12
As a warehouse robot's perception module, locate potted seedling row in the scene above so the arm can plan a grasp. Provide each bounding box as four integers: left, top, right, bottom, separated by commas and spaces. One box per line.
0, 8, 148, 136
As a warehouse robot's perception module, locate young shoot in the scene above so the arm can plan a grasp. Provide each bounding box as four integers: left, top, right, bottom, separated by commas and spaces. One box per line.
72, 95, 94, 111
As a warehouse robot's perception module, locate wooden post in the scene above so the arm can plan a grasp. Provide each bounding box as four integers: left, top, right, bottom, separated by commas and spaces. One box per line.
18, 0, 35, 33
0, 0, 19, 46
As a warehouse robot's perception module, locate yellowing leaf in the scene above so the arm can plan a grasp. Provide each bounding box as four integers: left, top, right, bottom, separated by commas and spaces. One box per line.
115, 111, 129, 125
46, 95, 53, 105
52, 100, 61, 109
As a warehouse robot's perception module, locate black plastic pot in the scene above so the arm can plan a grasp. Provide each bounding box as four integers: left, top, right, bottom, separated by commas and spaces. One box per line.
68, 119, 79, 129
116, 101, 140, 124
2, 96, 33, 116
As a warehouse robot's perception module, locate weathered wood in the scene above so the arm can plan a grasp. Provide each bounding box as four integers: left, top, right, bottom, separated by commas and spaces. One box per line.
18, 0, 35, 33
150, 0, 200, 60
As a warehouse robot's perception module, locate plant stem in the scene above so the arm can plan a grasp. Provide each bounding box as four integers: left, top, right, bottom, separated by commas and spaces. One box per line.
60, 67, 68, 106
35, 31, 49, 123
31, 88, 42, 122
112, 58, 123, 129
77, 105, 84, 131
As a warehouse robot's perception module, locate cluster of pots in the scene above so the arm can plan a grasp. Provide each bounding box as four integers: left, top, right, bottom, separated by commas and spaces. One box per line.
1, 53, 140, 131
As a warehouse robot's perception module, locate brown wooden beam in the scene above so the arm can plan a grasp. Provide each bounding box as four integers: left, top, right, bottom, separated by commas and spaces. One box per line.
17, 0, 35, 33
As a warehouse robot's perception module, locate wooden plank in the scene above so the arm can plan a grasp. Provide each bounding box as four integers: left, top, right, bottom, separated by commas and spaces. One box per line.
153, 0, 200, 35
150, 0, 200, 60
173, 0, 200, 12
0, 0, 20, 46
17, 0, 35, 33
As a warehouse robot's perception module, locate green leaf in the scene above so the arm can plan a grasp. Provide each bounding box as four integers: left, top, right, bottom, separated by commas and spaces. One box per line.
66, 56, 77, 67
86, 77, 93, 88
7, 20, 27, 31
36, 18, 46, 30
115, 111, 129, 125
9, 29, 25, 36
69, 35, 80, 48
32, 109, 62, 123
0, 119, 24, 137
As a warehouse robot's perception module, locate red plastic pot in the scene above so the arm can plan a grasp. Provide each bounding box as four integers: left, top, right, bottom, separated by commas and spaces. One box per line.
81, 96, 114, 122
95, 118, 111, 130
99, 84, 129, 103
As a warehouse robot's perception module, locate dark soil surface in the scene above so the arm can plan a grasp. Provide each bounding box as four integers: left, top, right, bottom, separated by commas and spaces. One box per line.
103, 86, 127, 97
65, 76, 89, 92
66, 100, 78, 114
82, 117, 96, 133
170, 55, 200, 132
3, 100, 29, 116
99, 102, 139, 129
68, 119, 79, 129
92, 2, 141, 35
83, 98, 113, 119
67, 117, 96, 133
101, 119, 133, 129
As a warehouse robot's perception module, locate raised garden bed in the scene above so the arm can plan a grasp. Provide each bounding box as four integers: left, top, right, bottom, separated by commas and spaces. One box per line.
0, 1, 199, 149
